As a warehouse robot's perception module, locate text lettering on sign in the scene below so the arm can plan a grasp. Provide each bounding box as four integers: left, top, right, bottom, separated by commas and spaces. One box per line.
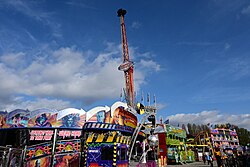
30, 130, 54, 141
58, 130, 81, 139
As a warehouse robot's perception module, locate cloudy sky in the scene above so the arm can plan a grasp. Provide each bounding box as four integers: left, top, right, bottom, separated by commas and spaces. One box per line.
0, 0, 249, 130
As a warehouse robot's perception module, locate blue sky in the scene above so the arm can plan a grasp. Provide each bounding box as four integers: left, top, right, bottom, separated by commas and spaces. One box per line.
0, 0, 250, 130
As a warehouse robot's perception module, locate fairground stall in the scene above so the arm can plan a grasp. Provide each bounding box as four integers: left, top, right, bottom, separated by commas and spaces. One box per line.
0, 101, 137, 167
164, 124, 194, 164
82, 101, 137, 167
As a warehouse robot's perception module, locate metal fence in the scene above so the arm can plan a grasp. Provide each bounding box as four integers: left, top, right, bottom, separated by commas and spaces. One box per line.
0, 146, 24, 167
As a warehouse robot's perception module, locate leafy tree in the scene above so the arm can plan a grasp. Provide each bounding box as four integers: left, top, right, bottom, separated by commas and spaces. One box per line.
234, 126, 250, 146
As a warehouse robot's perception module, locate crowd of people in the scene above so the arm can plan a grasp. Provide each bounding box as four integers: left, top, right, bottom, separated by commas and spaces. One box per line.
202, 150, 250, 167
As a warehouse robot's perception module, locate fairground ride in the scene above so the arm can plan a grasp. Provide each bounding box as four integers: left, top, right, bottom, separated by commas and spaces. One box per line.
0, 9, 155, 167
117, 8, 158, 166
188, 124, 242, 161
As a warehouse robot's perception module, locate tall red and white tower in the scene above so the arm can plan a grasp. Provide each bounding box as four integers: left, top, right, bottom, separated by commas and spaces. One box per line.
117, 8, 135, 107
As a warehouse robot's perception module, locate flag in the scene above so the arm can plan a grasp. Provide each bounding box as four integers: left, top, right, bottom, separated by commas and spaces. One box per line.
147, 93, 150, 102
141, 91, 144, 102
120, 88, 123, 99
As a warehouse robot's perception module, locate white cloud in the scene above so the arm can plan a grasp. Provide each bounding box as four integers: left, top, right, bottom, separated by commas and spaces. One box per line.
156, 103, 168, 111
1, 97, 72, 111
139, 59, 161, 72
0, 44, 160, 110
0, 52, 26, 68
165, 110, 250, 130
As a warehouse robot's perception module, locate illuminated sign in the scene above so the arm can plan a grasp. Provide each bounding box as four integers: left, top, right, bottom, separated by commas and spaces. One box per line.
30, 130, 54, 141
58, 130, 81, 139
84, 122, 133, 133
88, 149, 99, 153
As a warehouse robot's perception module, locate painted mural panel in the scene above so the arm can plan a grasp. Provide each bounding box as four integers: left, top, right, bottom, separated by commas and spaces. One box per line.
53, 153, 80, 167
110, 102, 137, 128
28, 109, 57, 128
87, 143, 114, 167
25, 142, 53, 161
0, 111, 8, 128
57, 108, 86, 128
86, 102, 137, 129
86, 106, 111, 123
0, 101, 137, 129
111, 107, 137, 128
7, 109, 29, 128
25, 156, 51, 167
56, 139, 81, 153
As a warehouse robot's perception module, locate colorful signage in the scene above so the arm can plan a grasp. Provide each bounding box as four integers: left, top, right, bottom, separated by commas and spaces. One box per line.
58, 130, 81, 139
53, 153, 80, 167
56, 140, 81, 153
26, 143, 53, 160
28, 110, 57, 128
0, 101, 137, 130
30, 130, 54, 141
7, 109, 29, 128
230, 131, 237, 136
26, 156, 51, 167
165, 124, 187, 138
0, 111, 7, 128
83, 122, 133, 133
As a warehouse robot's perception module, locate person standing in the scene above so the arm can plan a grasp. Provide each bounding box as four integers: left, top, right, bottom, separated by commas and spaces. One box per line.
202, 153, 206, 164
215, 151, 222, 167
207, 154, 210, 165
207, 154, 213, 167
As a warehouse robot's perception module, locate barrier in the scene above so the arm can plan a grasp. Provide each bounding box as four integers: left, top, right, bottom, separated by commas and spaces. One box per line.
0, 146, 24, 167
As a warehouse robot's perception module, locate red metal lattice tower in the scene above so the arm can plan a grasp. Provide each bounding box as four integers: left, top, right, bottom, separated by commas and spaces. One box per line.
117, 8, 135, 107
